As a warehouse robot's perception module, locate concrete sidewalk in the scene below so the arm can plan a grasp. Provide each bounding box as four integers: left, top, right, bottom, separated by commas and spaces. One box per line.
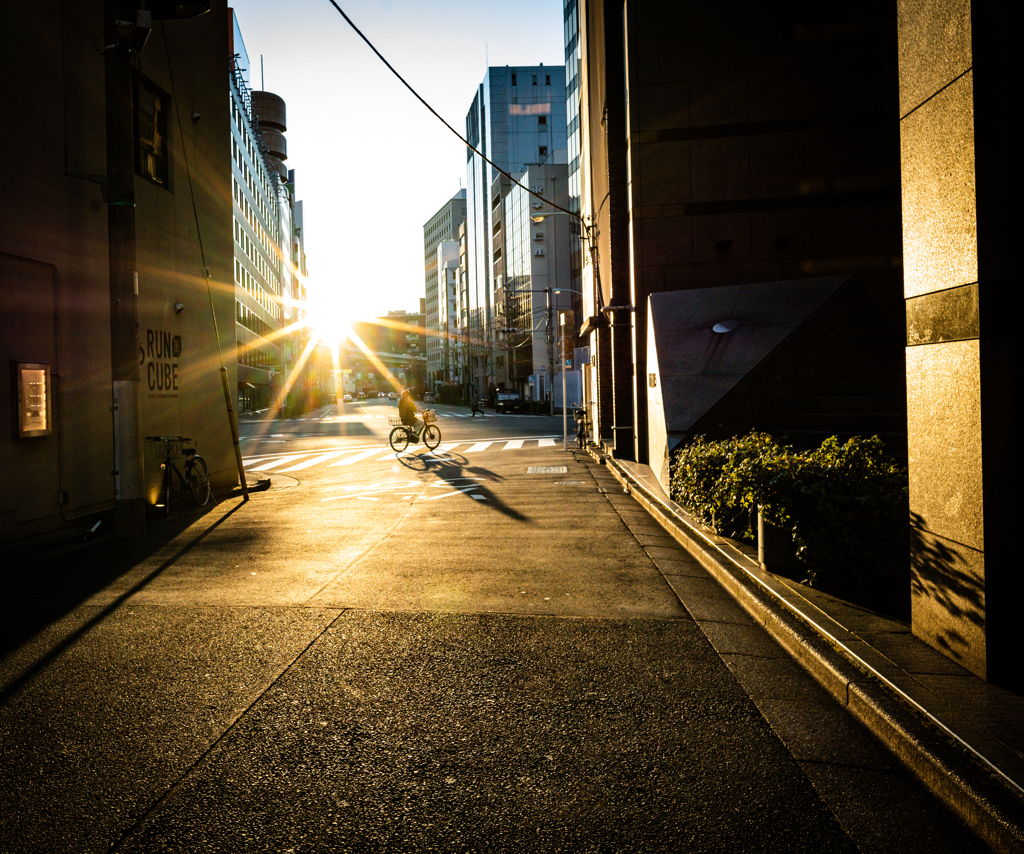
594, 449, 1024, 852
0, 444, 1017, 851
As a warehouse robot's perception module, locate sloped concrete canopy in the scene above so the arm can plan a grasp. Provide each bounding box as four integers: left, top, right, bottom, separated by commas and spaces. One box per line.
646, 276, 906, 491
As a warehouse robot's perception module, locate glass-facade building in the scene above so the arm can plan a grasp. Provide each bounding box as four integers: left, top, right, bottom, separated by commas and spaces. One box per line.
464, 66, 566, 396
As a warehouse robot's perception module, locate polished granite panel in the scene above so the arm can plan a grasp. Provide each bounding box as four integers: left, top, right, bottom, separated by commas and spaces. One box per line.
897, 0, 973, 118
906, 340, 983, 551
900, 74, 978, 299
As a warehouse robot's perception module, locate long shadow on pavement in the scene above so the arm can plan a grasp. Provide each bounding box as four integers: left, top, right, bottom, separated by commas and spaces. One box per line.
399, 451, 532, 522
0, 501, 246, 699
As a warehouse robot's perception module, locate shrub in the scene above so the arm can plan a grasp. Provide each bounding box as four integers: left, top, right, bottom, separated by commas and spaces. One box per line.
670, 432, 909, 603
670, 432, 787, 540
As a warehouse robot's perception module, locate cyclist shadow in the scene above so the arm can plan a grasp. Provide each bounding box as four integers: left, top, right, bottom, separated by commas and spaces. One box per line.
396, 451, 531, 523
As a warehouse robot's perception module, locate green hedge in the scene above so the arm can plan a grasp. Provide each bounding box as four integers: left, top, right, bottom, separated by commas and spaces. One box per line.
670, 432, 909, 600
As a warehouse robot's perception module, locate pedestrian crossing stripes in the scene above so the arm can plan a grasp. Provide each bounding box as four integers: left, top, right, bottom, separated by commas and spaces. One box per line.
243, 437, 559, 473
308, 412, 535, 422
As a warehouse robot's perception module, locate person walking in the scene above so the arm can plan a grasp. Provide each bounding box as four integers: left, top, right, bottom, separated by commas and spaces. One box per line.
470, 397, 480, 417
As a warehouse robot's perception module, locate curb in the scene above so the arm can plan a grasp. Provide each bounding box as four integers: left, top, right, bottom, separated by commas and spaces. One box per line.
592, 448, 1024, 853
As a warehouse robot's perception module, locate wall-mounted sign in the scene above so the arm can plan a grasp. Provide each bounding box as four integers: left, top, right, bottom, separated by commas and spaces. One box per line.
143, 328, 181, 398
13, 361, 51, 438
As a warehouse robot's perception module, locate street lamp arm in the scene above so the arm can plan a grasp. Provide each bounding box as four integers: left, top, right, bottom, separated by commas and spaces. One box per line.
518, 287, 584, 297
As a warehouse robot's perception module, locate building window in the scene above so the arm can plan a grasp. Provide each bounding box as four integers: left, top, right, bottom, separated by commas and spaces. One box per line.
511, 73, 517, 86
538, 115, 547, 126
539, 146, 548, 158
135, 75, 170, 188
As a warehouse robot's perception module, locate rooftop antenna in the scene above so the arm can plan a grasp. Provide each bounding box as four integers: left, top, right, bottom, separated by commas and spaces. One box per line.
260, 55, 264, 90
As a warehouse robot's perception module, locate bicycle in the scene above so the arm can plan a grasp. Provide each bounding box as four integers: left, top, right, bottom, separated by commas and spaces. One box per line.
145, 436, 212, 514
388, 409, 441, 452
572, 405, 590, 450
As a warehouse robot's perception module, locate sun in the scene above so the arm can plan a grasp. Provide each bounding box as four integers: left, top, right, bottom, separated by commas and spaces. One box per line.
305, 285, 352, 347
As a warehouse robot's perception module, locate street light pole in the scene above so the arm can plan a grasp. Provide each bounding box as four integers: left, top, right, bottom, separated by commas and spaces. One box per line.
520, 285, 583, 443
561, 311, 568, 450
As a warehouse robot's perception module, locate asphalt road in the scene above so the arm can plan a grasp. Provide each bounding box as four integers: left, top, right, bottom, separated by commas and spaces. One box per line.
0, 402, 989, 852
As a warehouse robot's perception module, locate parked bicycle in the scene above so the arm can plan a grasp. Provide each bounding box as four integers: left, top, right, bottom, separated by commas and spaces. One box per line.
388, 409, 441, 452
145, 436, 212, 514
572, 405, 590, 450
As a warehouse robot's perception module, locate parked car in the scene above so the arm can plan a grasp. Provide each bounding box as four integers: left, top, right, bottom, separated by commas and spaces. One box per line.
424, 393, 435, 404
343, 393, 352, 402
495, 390, 528, 414
388, 392, 398, 400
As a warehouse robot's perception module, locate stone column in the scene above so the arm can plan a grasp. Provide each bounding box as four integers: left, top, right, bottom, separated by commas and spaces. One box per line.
899, 0, 1018, 688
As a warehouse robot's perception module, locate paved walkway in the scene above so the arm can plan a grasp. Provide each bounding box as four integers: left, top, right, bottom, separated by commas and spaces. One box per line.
602, 450, 1024, 852
1, 445, 1018, 851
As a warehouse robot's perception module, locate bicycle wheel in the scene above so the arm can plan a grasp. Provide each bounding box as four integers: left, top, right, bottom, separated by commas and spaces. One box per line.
389, 426, 410, 452
188, 456, 212, 505
423, 424, 441, 450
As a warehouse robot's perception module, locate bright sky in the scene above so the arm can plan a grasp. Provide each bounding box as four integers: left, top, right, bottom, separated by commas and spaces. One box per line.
228, 0, 565, 327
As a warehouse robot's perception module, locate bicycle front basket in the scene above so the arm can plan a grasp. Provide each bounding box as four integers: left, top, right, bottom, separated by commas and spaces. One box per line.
152, 438, 182, 459
423, 409, 437, 423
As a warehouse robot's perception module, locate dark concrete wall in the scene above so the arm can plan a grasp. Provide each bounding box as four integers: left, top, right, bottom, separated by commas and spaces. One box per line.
0, 1, 235, 540
619, 0, 905, 463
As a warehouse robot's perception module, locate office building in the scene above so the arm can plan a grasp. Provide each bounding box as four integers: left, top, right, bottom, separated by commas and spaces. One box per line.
229, 12, 294, 414
464, 65, 567, 397
422, 190, 466, 392
492, 163, 573, 402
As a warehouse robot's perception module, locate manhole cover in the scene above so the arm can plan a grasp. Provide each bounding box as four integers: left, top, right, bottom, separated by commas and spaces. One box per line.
527, 466, 568, 474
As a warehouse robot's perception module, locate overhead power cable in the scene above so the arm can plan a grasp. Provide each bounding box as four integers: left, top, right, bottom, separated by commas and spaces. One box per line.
324, 0, 583, 225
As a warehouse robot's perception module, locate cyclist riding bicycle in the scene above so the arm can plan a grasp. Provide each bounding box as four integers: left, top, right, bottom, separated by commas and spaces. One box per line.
398, 389, 423, 439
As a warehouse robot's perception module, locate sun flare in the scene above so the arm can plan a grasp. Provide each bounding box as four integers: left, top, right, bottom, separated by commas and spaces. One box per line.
305, 286, 352, 347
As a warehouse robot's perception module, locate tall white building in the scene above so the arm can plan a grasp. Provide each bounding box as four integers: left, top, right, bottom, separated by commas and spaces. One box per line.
436, 241, 460, 387
464, 65, 567, 396
422, 190, 466, 391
